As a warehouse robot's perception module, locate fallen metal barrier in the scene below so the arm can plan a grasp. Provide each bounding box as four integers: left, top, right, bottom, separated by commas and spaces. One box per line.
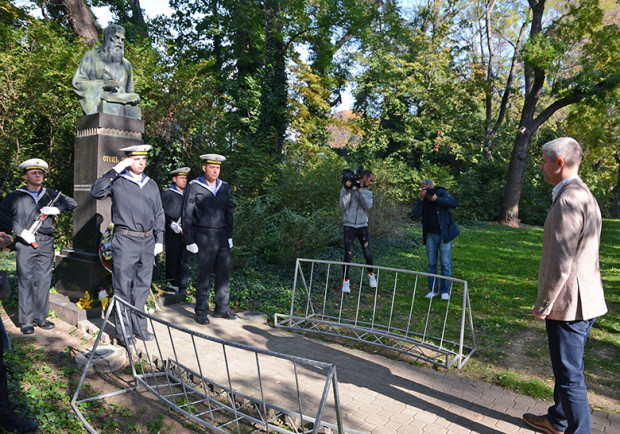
275, 259, 476, 369
71, 296, 346, 433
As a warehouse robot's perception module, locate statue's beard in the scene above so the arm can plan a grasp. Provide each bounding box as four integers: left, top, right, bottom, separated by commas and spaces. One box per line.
103, 44, 123, 64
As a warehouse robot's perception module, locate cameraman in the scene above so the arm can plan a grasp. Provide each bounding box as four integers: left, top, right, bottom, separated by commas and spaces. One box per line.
412, 179, 459, 300
339, 169, 376, 293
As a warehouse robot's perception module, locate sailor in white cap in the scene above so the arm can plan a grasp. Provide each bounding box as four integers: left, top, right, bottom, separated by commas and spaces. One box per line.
0, 159, 77, 335
183, 153, 236, 324
90, 145, 165, 346
161, 167, 191, 294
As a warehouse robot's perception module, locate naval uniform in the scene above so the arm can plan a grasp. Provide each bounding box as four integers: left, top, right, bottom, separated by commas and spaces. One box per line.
0, 188, 76, 326
90, 169, 165, 338
161, 185, 189, 292
183, 176, 233, 319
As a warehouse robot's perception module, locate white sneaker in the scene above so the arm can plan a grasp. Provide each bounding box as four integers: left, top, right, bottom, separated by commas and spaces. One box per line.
166, 282, 179, 293
425, 291, 438, 299
368, 273, 377, 288
342, 280, 351, 293
441, 292, 450, 300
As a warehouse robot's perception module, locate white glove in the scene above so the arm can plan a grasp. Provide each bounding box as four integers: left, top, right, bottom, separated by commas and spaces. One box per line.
228, 238, 233, 249
186, 243, 198, 254
20, 229, 35, 245
170, 221, 182, 234
154, 243, 163, 255
113, 158, 133, 173
40, 206, 60, 216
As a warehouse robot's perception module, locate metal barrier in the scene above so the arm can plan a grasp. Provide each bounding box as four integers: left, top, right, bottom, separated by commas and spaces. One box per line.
71, 296, 346, 433
275, 259, 476, 369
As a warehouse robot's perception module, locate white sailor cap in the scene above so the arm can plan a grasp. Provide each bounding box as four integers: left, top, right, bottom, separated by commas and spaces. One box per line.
120, 145, 152, 156
169, 167, 191, 176
199, 154, 226, 165
18, 158, 49, 173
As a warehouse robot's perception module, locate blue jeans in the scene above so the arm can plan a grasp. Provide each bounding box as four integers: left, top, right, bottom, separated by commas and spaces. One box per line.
425, 233, 451, 294
546, 318, 595, 434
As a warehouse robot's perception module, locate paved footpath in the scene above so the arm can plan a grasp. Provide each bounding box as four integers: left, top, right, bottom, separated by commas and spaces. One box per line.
83, 303, 618, 434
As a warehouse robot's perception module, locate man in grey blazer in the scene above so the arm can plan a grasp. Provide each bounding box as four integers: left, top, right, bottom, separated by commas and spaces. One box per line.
523, 137, 607, 434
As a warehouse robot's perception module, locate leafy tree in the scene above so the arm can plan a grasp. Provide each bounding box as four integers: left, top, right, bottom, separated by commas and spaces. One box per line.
34, 0, 100, 44
91, 0, 148, 40
500, 0, 620, 225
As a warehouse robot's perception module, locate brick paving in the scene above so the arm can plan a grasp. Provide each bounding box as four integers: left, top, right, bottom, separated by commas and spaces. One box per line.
84, 303, 618, 433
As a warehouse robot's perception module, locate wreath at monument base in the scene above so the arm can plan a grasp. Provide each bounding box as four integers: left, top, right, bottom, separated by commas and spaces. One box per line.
99, 223, 114, 273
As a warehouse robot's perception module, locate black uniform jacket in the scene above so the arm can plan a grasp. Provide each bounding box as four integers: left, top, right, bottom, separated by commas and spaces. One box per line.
161, 185, 184, 227
90, 169, 165, 243
0, 187, 77, 237
182, 177, 234, 245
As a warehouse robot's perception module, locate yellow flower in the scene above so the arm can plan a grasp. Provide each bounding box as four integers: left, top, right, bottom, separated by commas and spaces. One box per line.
76, 291, 94, 310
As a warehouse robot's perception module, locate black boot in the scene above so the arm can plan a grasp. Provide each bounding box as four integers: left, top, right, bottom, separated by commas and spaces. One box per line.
0, 400, 38, 433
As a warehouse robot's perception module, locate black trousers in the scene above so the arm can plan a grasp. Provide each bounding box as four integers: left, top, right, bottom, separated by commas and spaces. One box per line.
15, 234, 54, 325
111, 233, 154, 338
164, 229, 189, 291
195, 228, 230, 319
0, 321, 8, 403
343, 225, 373, 281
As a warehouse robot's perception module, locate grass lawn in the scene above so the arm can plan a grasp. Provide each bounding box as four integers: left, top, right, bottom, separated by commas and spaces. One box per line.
425, 220, 619, 411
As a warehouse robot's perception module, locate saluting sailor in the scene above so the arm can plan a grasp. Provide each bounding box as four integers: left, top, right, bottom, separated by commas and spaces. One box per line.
183, 154, 236, 324
90, 145, 165, 346
161, 167, 191, 294
0, 159, 77, 335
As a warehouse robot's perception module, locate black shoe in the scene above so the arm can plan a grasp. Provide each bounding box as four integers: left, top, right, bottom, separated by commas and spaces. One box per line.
20, 324, 34, 335
33, 319, 55, 330
117, 336, 136, 347
213, 312, 239, 320
195, 315, 210, 325
133, 331, 155, 341
0, 402, 38, 433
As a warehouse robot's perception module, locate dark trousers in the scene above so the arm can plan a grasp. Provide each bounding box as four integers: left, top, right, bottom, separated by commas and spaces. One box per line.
546, 318, 595, 434
111, 233, 155, 338
15, 235, 54, 325
343, 225, 373, 281
0, 321, 8, 403
195, 228, 230, 318
164, 229, 189, 291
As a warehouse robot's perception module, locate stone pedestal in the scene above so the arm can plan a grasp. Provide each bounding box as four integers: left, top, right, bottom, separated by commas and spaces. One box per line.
55, 113, 144, 297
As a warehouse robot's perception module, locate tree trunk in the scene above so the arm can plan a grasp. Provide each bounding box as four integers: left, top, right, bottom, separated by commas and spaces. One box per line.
499, 0, 545, 225
257, 0, 287, 154
60, 0, 99, 46
501, 126, 534, 225
127, 0, 147, 35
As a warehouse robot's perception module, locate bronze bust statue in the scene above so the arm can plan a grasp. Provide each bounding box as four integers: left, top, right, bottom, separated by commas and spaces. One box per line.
73, 25, 141, 119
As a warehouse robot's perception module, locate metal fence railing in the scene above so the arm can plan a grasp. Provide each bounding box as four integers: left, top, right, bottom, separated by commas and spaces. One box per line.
275, 259, 476, 369
72, 296, 347, 433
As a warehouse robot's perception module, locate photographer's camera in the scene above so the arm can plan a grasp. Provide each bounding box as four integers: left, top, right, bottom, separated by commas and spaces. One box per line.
424, 188, 435, 199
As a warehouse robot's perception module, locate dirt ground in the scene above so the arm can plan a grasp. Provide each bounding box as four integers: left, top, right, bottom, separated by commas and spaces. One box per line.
2, 308, 203, 433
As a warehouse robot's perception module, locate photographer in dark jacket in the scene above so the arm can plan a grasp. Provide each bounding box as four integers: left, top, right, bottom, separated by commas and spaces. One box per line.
412, 180, 459, 300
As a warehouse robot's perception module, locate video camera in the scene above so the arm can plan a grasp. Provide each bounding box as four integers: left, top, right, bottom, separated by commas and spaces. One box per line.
341, 167, 364, 189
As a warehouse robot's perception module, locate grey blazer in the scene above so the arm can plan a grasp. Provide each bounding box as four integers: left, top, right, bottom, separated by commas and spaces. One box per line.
535, 178, 607, 321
